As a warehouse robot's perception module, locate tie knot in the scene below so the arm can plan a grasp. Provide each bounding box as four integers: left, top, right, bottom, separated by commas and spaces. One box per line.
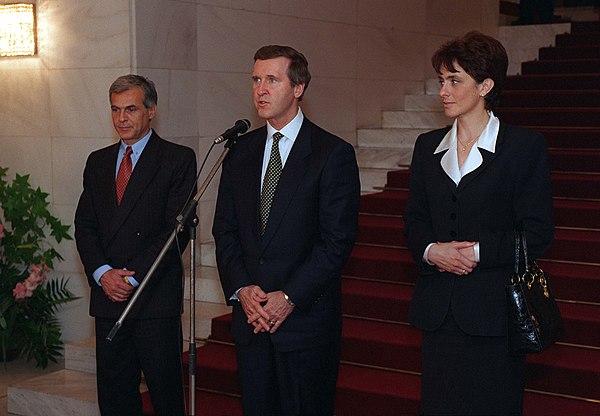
124, 146, 133, 156
272, 132, 283, 143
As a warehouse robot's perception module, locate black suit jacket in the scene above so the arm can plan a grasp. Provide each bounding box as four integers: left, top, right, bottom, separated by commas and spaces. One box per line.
75, 132, 197, 319
404, 122, 554, 336
212, 118, 360, 351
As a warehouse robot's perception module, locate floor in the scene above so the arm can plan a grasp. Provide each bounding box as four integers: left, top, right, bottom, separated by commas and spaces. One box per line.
0, 356, 64, 416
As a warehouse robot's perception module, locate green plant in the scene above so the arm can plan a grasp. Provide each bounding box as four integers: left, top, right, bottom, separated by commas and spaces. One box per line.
0, 166, 77, 368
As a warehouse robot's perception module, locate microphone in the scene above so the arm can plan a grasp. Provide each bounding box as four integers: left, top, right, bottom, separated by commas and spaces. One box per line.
214, 119, 251, 144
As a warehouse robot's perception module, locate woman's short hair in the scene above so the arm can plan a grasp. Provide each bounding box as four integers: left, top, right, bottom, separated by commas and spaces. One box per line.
432, 31, 508, 110
109, 74, 158, 108
254, 45, 311, 100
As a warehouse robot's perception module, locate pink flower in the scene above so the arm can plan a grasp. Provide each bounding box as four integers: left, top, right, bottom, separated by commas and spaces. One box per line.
12, 262, 49, 301
0, 223, 4, 239
28, 262, 48, 285
13, 281, 34, 301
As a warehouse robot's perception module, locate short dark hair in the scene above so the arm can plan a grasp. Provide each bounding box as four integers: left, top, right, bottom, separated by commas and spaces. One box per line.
431, 31, 508, 110
109, 74, 158, 108
254, 45, 311, 100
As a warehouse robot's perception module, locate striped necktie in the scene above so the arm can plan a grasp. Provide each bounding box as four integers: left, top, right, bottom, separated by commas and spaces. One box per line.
115, 146, 133, 206
260, 132, 283, 235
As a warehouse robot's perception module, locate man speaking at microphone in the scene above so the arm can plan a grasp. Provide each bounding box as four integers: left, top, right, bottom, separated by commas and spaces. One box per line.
75, 74, 196, 415
213, 45, 361, 415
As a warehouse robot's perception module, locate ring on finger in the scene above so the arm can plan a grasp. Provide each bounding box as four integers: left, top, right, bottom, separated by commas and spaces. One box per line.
269, 321, 275, 327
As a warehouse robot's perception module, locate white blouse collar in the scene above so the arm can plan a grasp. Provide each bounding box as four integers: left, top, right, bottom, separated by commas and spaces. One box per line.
434, 111, 500, 186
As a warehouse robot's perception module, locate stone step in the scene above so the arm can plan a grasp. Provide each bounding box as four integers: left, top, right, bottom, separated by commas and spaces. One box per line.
356, 148, 410, 170
359, 168, 391, 193
382, 110, 450, 129
59, 302, 230, 378
181, 299, 232, 341
404, 94, 442, 111
7, 369, 113, 416
64, 338, 96, 374
357, 128, 427, 148
425, 78, 440, 95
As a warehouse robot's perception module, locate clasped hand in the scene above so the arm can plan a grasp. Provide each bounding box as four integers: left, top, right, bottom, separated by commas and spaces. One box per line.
100, 269, 135, 302
238, 285, 295, 334
428, 241, 477, 276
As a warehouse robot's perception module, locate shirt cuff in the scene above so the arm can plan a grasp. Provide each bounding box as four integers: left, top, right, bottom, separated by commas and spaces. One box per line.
474, 242, 480, 262
93, 265, 112, 286
125, 276, 139, 287
423, 243, 436, 265
93, 265, 139, 287
230, 287, 242, 301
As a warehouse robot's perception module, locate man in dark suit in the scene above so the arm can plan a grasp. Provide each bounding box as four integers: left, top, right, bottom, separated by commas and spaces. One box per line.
212, 45, 360, 415
75, 74, 196, 415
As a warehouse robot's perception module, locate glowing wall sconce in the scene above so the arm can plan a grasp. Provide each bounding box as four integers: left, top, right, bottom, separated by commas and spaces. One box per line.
0, 3, 37, 57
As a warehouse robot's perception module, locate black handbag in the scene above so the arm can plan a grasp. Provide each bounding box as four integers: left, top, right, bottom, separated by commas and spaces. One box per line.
506, 230, 564, 354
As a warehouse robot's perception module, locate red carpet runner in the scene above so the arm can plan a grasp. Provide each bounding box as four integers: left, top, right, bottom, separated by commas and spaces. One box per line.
143, 21, 600, 415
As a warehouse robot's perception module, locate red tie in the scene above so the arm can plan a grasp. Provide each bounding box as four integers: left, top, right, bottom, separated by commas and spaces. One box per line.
116, 146, 133, 205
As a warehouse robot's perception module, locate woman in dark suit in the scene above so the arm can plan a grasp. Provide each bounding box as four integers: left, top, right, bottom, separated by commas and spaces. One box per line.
404, 31, 554, 415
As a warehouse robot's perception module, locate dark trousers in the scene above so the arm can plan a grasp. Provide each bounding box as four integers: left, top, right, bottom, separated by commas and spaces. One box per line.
95, 317, 185, 416
236, 332, 340, 416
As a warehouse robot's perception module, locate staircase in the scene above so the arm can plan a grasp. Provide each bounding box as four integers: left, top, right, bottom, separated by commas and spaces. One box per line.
356, 78, 450, 193
153, 20, 600, 415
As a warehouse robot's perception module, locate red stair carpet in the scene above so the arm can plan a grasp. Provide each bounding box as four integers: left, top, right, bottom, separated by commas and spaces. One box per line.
142, 21, 600, 415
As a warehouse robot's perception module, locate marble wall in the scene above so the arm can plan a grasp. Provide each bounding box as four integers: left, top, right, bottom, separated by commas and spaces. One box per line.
0, 0, 498, 342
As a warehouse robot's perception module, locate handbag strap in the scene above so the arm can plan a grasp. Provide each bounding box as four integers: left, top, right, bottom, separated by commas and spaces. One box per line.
521, 230, 530, 272
514, 230, 521, 276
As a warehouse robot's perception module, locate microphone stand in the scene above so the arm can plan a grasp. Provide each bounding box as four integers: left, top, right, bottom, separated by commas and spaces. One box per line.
106, 137, 238, 416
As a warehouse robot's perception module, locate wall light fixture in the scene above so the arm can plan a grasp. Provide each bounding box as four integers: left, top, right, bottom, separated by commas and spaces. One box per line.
0, 3, 36, 57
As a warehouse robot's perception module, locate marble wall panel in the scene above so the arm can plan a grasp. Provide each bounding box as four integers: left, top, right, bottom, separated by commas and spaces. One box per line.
197, 5, 270, 73
197, 71, 257, 137
426, 0, 487, 37
480, 0, 501, 36
54, 271, 94, 342
52, 137, 116, 206
199, 199, 217, 243
0, 136, 53, 193
300, 77, 356, 141
50, 203, 82, 275
195, 0, 269, 12
269, 16, 357, 80
0, 70, 51, 137
358, 0, 426, 31
47, 0, 130, 69
138, 69, 199, 138
196, 137, 224, 197
357, 26, 425, 81
271, 0, 357, 24
135, 0, 197, 70
50, 68, 126, 138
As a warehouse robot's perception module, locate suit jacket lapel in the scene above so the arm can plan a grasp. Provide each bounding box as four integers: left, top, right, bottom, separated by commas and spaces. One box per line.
260, 120, 312, 249
247, 127, 267, 242
457, 123, 506, 192
97, 143, 121, 216
107, 133, 162, 241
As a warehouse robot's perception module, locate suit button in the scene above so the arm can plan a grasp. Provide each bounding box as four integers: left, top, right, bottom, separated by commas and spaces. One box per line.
135, 232, 141, 236
450, 213, 457, 220
259, 258, 265, 265
450, 231, 457, 238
